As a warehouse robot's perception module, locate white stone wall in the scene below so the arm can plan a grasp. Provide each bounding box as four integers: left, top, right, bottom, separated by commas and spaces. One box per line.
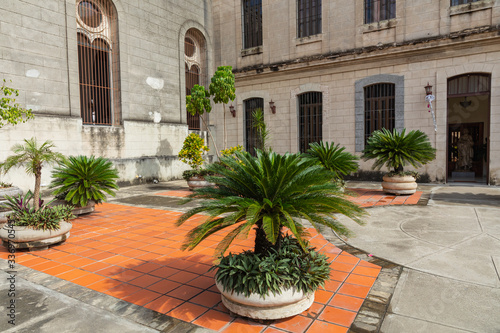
0, 0, 213, 190
212, 0, 500, 184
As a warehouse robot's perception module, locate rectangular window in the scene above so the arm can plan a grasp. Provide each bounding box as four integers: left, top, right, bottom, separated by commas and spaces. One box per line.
299, 92, 322, 153
245, 98, 264, 156
364, 83, 395, 144
451, 0, 480, 6
242, 0, 263, 49
297, 0, 322, 38
364, 0, 396, 24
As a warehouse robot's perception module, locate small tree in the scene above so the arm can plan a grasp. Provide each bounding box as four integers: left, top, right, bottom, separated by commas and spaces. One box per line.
252, 108, 270, 152
1, 138, 64, 210
0, 80, 34, 128
178, 133, 209, 170
186, 66, 236, 156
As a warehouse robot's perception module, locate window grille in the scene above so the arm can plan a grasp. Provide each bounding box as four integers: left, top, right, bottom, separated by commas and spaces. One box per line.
298, 92, 322, 153
297, 0, 322, 38
185, 30, 207, 130
77, 0, 120, 126
242, 0, 263, 49
447, 74, 490, 96
364, 0, 396, 24
364, 83, 395, 144
451, 0, 480, 6
244, 98, 264, 156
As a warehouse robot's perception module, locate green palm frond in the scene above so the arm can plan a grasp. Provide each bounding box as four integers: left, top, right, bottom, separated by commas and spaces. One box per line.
362, 128, 437, 173
306, 141, 359, 180
49, 155, 119, 207
178, 150, 365, 257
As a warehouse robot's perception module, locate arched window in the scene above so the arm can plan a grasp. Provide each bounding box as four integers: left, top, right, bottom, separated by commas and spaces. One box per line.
76, 0, 120, 126
244, 98, 264, 156
185, 30, 207, 130
298, 92, 322, 153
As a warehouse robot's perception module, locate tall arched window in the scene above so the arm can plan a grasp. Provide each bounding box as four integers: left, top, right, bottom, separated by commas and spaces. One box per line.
244, 98, 264, 156
76, 0, 120, 126
298, 92, 322, 153
185, 29, 207, 130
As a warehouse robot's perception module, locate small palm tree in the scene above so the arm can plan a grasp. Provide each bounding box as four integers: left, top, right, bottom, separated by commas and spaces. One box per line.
306, 141, 359, 180
1, 138, 64, 210
50, 155, 119, 207
177, 150, 365, 258
362, 128, 436, 173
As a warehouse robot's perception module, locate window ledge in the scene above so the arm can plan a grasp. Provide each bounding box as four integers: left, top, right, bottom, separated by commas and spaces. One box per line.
241, 46, 263, 57
362, 18, 397, 34
450, 0, 493, 16
295, 34, 323, 46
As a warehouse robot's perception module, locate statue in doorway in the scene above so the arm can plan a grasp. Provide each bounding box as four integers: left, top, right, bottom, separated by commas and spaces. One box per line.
456, 128, 474, 171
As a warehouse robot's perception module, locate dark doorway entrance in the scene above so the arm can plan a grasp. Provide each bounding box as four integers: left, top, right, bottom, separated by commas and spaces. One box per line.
447, 74, 490, 184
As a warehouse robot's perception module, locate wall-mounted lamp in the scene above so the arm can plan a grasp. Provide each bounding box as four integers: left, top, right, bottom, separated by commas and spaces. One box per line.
424, 82, 433, 96
269, 100, 276, 114
459, 96, 471, 108
229, 104, 236, 117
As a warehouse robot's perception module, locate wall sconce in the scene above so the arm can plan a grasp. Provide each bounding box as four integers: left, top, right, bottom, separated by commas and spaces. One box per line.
424, 82, 433, 96
269, 100, 276, 114
459, 96, 471, 108
229, 104, 236, 117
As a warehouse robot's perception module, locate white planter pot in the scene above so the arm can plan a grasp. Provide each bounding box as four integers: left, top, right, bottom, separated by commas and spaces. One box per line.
52, 199, 96, 216
0, 221, 72, 251
382, 175, 417, 195
187, 177, 214, 190
216, 281, 314, 320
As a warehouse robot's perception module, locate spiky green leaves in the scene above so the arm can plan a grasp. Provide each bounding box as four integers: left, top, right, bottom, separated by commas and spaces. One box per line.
50, 155, 119, 207
362, 128, 437, 173
306, 141, 359, 180
177, 150, 365, 258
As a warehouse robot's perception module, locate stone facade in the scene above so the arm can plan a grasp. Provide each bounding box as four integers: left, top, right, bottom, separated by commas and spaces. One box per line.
0, 0, 214, 190
212, 0, 500, 185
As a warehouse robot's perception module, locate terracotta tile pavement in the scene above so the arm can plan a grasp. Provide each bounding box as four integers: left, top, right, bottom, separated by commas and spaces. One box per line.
0, 200, 393, 332
157, 187, 423, 208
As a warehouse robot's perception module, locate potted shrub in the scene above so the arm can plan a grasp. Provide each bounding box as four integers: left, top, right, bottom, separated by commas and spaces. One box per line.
0, 80, 34, 202
177, 150, 365, 320
305, 141, 359, 191
49, 155, 119, 215
361, 128, 436, 195
0, 138, 74, 250
178, 132, 211, 190
0, 191, 75, 250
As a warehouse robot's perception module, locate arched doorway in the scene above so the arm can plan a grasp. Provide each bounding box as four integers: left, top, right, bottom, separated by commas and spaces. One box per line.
447, 73, 491, 184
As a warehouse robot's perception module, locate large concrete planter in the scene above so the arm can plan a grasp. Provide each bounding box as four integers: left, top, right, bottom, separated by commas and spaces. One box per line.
382, 174, 417, 195
216, 281, 314, 320
0, 221, 72, 251
0, 186, 23, 201
51, 199, 96, 216
186, 176, 214, 190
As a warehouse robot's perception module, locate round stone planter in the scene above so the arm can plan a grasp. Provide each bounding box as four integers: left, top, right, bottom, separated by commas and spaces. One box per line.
382, 175, 417, 195
216, 281, 314, 320
52, 199, 96, 216
0, 221, 72, 251
186, 176, 214, 190
0, 186, 23, 201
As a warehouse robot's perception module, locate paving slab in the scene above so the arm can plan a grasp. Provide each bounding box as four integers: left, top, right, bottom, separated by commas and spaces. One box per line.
0, 271, 159, 333
384, 269, 500, 333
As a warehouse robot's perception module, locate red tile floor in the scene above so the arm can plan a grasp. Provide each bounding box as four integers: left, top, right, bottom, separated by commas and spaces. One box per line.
0, 188, 421, 332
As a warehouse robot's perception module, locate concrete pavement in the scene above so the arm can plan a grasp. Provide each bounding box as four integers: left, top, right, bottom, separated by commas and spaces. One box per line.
338, 184, 500, 332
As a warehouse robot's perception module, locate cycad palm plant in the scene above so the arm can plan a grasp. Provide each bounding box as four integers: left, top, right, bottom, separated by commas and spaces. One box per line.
177, 150, 365, 258
362, 128, 436, 173
50, 155, 119, 207
306, 141, 359, 180
1, 138, 64, 210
